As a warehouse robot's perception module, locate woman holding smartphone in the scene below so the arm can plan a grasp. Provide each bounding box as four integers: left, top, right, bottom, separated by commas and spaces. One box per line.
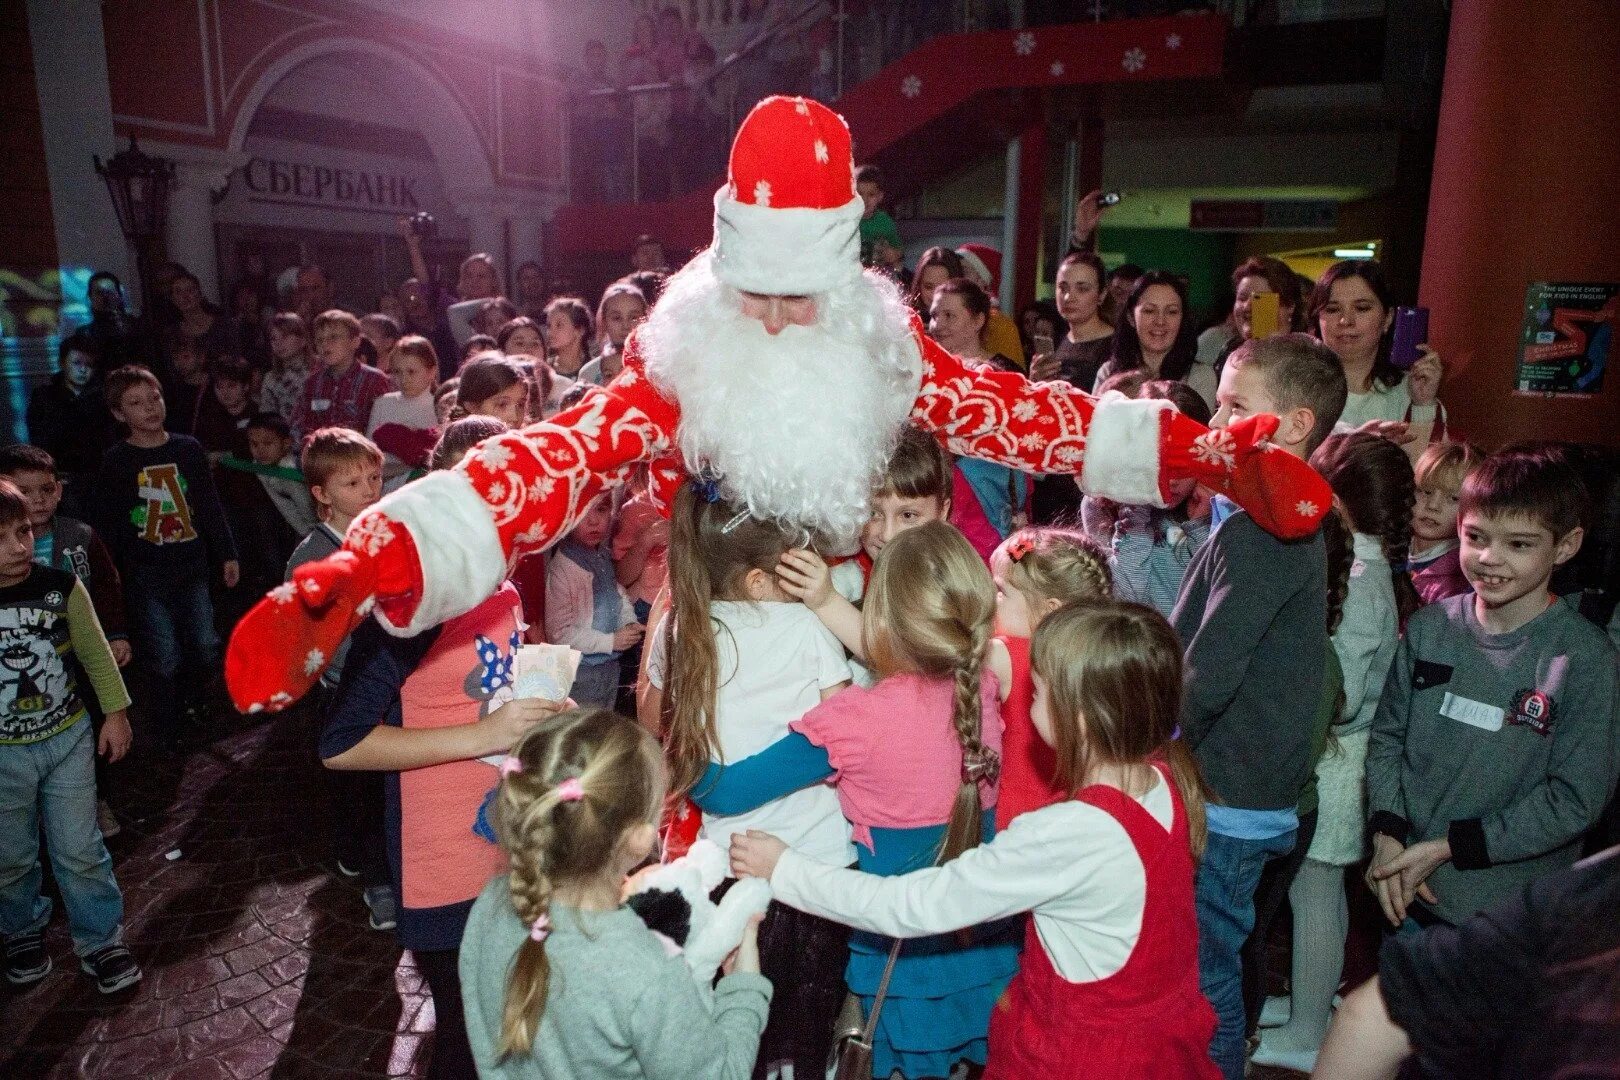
1311, 260, 1446, 457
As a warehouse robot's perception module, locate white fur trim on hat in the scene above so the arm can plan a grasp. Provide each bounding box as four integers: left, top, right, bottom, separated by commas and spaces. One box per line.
956, 247, 992, 290
1082, 391, 1173, 508
368, 470, 506, 637
710, 186, 866, 295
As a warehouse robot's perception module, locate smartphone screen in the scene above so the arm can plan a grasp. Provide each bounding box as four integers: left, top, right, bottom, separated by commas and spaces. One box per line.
1250, 292, 1281, 340
1032, 332, 1054, 355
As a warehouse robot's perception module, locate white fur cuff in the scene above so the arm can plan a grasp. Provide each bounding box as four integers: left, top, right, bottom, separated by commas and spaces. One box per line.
710, 186, 866, 295
1082, 392, 1173, 508
367, 470, 507, 636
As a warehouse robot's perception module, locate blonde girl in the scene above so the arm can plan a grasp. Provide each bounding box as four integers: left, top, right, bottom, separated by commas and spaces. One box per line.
731, 599, 1219, 1079
988, 525, 1112, 827
705, 522, 1020, 1079
460, 708, 769, 1078
642, 481, 856, 1079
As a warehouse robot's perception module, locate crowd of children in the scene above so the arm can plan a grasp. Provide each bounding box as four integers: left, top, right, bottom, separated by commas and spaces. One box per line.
5, 235, 1617, 1080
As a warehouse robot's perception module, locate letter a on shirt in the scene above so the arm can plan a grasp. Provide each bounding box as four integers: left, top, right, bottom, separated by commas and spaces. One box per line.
133, 463, 197, 545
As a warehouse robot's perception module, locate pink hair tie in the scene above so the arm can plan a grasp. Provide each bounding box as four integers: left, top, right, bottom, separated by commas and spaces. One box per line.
529, 913, 552, 942
498, 756, 524, 779
556, 777, 586, 802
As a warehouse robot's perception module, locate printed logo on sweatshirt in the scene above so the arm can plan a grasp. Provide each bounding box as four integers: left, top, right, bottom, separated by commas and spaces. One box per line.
130, 463, 197, 545
1508, 688, 1556, 737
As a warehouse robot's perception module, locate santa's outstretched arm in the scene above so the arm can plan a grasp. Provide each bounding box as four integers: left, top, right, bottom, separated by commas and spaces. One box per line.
908, 325, 1333, 539
224, 354, 678, 713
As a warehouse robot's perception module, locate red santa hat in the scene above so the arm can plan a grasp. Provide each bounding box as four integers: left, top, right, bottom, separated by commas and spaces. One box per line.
955, 243, 1002, 294
710, 96, 866, 295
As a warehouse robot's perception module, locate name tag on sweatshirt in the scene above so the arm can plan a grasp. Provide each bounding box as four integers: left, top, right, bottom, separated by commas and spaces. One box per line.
1441, 692, 1504, 732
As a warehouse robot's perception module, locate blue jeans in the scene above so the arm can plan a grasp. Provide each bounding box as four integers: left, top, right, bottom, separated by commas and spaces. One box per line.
126, 569, 219, 730
1196, 827, 1298, 1080
0, 720, 124, 954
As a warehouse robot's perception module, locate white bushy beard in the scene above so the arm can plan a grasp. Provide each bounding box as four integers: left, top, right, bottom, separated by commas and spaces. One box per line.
641, 251, 922, 546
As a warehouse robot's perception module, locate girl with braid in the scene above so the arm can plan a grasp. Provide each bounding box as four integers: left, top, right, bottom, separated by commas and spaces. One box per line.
701, 522, 1020, 1078
460, 708, 769, 1079
987, 525, 1113, 827
732, 599, 1220, 1078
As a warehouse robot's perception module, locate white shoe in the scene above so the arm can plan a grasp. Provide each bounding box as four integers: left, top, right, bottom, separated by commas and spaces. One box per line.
1258, 994, 1290, 1028
1250, 1034, 1320, 1074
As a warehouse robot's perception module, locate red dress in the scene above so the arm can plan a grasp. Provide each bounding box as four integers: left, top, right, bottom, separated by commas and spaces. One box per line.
994, 635, 1064, 829
984, 764, 1218, 1079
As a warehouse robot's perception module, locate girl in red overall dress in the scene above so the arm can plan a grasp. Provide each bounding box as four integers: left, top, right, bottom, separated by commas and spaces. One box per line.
730, 597, 1219, 1079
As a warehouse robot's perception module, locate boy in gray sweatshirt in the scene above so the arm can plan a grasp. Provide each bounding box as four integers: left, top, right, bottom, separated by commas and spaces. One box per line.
1171, 334, 1347, 1080
1367, 446, 1619, 928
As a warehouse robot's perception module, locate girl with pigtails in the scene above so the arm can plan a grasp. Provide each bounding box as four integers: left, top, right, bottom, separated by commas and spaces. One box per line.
640, 480, 858, 1080
698, 521, 1021, 1079
460, 708, 770, 1079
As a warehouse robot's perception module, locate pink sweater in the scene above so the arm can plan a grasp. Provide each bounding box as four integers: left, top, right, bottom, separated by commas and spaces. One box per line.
792, 671, 1002, 850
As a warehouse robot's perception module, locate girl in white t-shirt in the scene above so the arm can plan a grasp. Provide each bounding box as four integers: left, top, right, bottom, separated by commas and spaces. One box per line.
365, 336, 440, 491
642, 480, 853, 1080
731, 598, 1221, 1079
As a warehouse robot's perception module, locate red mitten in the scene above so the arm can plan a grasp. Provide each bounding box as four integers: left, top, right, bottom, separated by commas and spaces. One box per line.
1163, 412, 1333, 539
224, 525, 426, 714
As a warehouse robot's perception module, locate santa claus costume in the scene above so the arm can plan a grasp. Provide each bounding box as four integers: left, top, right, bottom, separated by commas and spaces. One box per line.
225, 95, 1332, 728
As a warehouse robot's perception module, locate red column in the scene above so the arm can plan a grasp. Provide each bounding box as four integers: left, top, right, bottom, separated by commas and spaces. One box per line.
1012, 101, 1048, 316
1419, 0, 1620, 448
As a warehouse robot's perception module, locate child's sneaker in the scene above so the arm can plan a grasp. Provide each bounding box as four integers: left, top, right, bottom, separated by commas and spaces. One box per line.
97, 799, 121, 839
364, 885, 397, 931
4, 931, 51, 986
80, 944, 142, 993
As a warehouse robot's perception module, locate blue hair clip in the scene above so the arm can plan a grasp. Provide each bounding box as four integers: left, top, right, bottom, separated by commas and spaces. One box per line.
694, 468, 723, 504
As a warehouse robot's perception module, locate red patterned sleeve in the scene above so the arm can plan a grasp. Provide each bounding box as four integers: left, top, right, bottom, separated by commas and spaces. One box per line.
908, 319, 1331, 540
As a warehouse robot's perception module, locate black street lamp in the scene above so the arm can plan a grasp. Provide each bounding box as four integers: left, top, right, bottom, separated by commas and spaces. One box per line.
95, 138, 175, 314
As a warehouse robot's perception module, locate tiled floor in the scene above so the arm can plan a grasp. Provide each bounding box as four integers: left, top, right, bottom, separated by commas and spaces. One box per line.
0, 699, 1375, 1078
0, 706, 435, 1079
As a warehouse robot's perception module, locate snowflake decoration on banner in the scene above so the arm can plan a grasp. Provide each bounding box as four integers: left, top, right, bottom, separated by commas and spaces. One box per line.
1296, 500, 1320, 518
900, 74, 922, 98
304, 648, 326, 677
1123, 47, 1147, 73
1191, 429, 1237, 470
753, 179, 773, 206
814, 139, 829, 164
1050, 61, 1066, 77
1166, 32, 1182, 50
1014, 30, 1036, 55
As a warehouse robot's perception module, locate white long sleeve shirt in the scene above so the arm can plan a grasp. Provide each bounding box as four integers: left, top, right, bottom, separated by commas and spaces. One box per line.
771, 777, 1174, 982
544, 549, 636, 656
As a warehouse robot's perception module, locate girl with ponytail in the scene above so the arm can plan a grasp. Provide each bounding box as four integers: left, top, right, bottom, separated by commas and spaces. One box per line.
642, 480, 858, 1078
460, 707, 770, 1077
732, 597, 1221, 1079
703, 521, 1020, 1078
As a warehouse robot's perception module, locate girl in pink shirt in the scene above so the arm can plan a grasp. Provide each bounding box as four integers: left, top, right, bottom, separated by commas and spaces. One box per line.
702, 522, 1020, 1078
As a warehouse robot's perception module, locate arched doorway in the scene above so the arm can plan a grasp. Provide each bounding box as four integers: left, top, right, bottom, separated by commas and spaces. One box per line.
216, 40, 496, 313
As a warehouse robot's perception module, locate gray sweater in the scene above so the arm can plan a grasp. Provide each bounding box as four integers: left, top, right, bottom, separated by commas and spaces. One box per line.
459, 877, 772, 1080
1367, 593, 1620, 925
1171, 508, 1328, 810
